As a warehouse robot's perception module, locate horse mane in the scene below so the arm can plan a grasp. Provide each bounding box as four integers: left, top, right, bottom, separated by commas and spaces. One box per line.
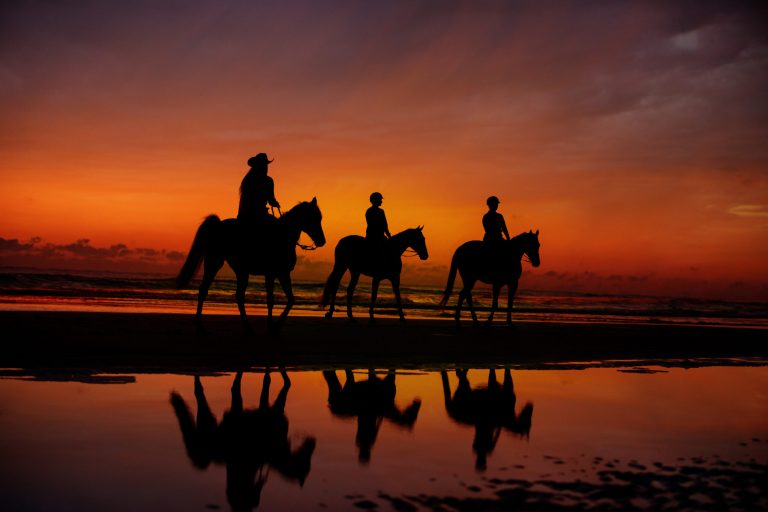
509, 231, 535, 244
391, 227, 423, 239
279, 201, 316, 221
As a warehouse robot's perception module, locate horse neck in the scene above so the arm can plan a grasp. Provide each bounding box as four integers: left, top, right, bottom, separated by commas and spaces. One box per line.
506, 235, 528, 260
390, 230, 414, 255
277, 208, 303, 243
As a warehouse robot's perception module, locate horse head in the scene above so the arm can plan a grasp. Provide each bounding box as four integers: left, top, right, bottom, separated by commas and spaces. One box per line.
410, 226, 429, 260
523, 229, 541, 267
289, 197, 326, 248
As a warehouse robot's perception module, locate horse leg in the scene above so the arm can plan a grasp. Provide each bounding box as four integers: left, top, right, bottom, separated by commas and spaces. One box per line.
455, 289, 466, 327
346, 272, 359, 323
276, 273, 295, 327
326, 278, 337, 320
265, 274, 277, 333
230, 371, 244, 416
485, 283, 502, 327
392, 277, 406, 323
506, 280, 519, 327
325, 262, 347, 320
259, 370, 272, 410
369, 277, 380, 324
273, 370, 291, 413
195, 256, 223, 333
235, 271, 252, 335
488, 368, 499, 391
465, 284, 479, 327
440, 370, 452, 409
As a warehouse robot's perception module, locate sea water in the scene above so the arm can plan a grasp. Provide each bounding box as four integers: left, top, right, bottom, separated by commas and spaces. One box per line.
1, 269, 766, 327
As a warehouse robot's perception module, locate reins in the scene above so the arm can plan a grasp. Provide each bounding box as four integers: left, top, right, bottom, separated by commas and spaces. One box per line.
279, 203, 318, 250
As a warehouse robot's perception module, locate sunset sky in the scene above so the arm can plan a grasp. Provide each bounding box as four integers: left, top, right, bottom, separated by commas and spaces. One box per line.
1, 1, 767, 299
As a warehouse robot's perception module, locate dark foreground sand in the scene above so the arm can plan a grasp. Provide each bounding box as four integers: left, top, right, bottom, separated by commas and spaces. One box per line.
1, 311, 765, 374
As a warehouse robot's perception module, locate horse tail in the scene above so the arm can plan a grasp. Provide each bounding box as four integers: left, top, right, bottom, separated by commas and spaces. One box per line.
176, 215, 220, 289
439, 250, 460, 309
320, 245, 347, 308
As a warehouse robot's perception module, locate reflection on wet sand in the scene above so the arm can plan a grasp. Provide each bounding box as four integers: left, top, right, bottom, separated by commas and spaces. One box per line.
442, 368, 534, 471
170, 371, 315, 511
1, 366, 765, 511
323, 369, 422, 464
372, 453, 767, 511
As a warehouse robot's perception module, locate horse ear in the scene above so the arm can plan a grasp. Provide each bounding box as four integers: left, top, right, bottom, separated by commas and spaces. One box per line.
311, 197, 317, 205
535, 229, 539, 235
419, 225, 424, 231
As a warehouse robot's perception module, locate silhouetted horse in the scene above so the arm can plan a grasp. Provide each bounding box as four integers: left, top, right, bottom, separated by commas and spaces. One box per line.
170, 371, 316, 512
320, 227, 428, 323
441, 369, 533, 471
323, 369, 421, 464
177, 199, 325, 333
439, 230, 540, 327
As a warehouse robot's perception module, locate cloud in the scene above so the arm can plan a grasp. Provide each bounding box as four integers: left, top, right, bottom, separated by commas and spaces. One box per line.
728, 204, 768, 218
0, 237, 35, 252
0, 236, 186, 273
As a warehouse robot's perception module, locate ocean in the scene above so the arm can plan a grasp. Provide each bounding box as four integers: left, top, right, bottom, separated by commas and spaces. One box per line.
2, 268, 766, 328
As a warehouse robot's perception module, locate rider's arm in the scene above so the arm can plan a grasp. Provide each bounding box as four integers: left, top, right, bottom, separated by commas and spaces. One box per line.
383, 212, 391, 238
501, 215, 510, 240
266, 177, 280, 208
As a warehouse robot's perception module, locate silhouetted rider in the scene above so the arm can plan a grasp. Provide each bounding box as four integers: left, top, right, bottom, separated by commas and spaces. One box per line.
482, 196, 509, 242
365, 192, 391, 244
238, 153, 281, 223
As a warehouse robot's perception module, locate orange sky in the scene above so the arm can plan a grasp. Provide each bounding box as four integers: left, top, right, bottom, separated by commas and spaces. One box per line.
1, 1, 767, 299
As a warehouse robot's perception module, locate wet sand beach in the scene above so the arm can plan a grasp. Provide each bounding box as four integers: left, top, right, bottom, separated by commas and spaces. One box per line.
2, 311, 765, 373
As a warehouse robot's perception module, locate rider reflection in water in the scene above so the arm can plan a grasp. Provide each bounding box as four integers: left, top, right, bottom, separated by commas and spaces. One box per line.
238, 153, 281, 223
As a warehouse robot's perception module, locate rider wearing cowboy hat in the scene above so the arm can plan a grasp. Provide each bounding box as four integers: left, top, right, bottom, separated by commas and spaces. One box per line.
238, 153, 281, 223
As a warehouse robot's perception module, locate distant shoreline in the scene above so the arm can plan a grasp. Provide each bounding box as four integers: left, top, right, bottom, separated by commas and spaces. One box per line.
2, 311, 765, 374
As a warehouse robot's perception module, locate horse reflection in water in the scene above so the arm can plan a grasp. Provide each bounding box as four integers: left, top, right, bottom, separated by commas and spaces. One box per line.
170, 371, 315, 511
323, 369, 422, 464
441, 369, 534, 471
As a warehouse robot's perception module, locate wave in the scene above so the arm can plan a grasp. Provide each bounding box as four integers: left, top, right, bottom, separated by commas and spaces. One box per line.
1, 269, 766, 327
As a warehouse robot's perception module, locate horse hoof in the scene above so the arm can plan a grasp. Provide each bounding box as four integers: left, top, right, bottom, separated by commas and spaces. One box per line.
325, 311, 333, 320
399, 316, 406, 324
243, 324, 255, 336
368, 317, 376, 325
347, 317, 357, 325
